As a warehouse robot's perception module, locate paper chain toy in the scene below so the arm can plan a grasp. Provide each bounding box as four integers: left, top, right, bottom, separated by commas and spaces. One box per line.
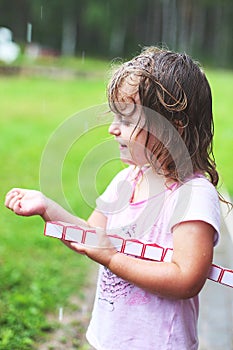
44, 221, 233, 289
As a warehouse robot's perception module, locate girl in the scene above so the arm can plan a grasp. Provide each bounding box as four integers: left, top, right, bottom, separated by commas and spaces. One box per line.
5, 47, 220, 350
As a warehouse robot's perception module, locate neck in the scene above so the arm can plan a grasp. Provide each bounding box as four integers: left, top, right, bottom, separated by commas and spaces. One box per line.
131, 166, 170, 203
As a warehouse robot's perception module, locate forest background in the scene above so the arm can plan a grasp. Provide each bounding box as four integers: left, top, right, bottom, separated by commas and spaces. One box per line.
0, 0, 232, 68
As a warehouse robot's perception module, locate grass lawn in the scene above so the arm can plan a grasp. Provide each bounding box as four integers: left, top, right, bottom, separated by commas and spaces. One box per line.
0, 70, 121, 348
0, 62, 232, 349
206, 69, 233, 195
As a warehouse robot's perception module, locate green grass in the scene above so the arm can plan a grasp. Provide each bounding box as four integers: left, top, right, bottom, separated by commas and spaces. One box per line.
206, 69, 233, 195
0, 70, 122, 348
0, 62, 232, 349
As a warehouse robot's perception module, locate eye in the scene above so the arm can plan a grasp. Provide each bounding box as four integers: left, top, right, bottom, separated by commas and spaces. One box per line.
113, 114, 131, 126
112, 114, 134, 127
121, 117, 132, 126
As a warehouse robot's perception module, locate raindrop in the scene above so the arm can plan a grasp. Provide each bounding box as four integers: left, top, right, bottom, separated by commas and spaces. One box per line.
82, 50, 85, 64
58, 307, 63, 322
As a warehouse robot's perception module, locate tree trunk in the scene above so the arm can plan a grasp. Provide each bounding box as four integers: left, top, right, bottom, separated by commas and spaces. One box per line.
162, 0, 177, 50
61, 12, 77, 56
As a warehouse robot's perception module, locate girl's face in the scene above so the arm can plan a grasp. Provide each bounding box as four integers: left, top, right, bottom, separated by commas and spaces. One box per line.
108, 76, 155, 167
108, 109, 148, 166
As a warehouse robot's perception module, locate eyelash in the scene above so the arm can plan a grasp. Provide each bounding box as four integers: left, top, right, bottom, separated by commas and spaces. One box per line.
122, 119, 132, 126
115, 115, 132, 126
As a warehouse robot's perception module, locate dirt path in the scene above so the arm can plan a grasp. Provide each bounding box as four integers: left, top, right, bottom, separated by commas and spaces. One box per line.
36, 266, 97, 350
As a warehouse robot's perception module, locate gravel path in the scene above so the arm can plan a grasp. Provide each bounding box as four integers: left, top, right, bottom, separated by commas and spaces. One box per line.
198, 218, 233, 349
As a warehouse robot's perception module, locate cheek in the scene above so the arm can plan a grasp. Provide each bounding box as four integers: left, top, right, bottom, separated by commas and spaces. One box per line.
130, 131, 147, 158
134, 131, 157, 158
120, 125, 135, 142
134, 129, 147, 147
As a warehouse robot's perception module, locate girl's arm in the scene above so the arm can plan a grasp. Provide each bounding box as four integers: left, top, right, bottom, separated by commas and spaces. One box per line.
4, 188, 107, 228
69, 220, 214, 299
5, 188, 214, 299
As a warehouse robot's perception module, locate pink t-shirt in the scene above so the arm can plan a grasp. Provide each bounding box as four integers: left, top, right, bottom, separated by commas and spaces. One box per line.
86, 166, 220, 350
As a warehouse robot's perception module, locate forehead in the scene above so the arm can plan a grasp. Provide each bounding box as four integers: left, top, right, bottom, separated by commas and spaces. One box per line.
118, 74, 140, 99
109, 73, 141, 114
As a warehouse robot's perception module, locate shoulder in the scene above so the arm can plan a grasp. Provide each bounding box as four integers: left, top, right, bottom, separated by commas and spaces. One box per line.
175, 176, 219, 204
170, 176, 220, 245
187, 175, 217, 190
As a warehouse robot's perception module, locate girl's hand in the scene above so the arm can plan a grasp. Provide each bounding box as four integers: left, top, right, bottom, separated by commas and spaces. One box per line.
63, 227, 118, 267
5, 188, 47, 217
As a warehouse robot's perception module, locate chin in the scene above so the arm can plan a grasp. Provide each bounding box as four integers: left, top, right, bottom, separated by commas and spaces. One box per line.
119, 151, 146, 167
121, 157, 145, 167
120, 156, 136, 166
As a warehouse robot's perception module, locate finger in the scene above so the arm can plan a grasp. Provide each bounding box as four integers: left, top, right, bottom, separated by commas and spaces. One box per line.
96, 227, 107, 248
5, 189, 21, 205
12, 199, 23, 215
62, 239, 84, 250
5, 188, 27, 199
5, 193, 17, 208
70, 242, 86, 254
5, 188, 21, 196
6, 193, 23, 210
95, 227, 114, 249
70, 242, 82, 249
96, 226, 105, 236
62, 240, 86, 255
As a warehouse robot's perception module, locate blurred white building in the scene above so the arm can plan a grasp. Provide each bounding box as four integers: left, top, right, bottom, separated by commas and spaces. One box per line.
0, 27, 20, 64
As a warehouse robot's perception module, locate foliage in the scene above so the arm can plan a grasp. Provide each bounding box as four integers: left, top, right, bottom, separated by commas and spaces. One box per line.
0, 0, 232, 67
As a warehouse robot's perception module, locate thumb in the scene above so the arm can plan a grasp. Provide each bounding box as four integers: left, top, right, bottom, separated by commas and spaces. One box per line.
96, 226, 105, 237
95, 227, 114, 249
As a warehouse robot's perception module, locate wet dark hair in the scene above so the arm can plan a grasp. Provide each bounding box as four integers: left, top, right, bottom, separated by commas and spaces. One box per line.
108, 46, 219, 186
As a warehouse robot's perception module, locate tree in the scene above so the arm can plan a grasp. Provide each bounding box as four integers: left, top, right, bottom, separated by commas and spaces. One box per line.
0, 0, 232, 67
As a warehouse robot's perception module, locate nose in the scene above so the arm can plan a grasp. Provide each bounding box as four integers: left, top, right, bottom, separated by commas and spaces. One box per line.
108, 121, 121, 136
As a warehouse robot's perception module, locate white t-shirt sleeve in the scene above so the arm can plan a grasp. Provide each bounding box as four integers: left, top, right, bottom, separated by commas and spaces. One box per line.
169, 178, 220, 246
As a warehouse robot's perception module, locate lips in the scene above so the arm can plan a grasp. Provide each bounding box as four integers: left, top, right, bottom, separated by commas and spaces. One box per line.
116, 138, 127, 149
118, 142, 127, 150
119, 144, 127, 151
